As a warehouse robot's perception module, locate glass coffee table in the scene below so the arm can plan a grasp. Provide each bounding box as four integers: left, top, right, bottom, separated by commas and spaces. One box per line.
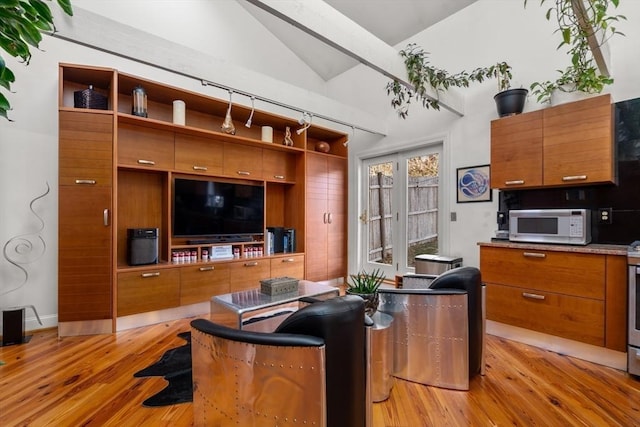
210, 280, 340, 331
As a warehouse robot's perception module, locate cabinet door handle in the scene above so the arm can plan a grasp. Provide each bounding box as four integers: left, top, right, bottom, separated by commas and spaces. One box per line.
75, 179, 96, 185
244, 261, 258, 267
193, 165, 208, 171
327, 212, 333, 224
282, 258, 295, 263
141, 272, 160, 278
237, 171, 250, 176
103, 209, 110, 226
323, 212, 328, 224
523, 252, 546, 258
505, 180, 525, 185
522, 292, 545, 300
199, 266, 215, 272
562, 175, 587, 182
273, 175, 285, 180
137, 159, 156, 166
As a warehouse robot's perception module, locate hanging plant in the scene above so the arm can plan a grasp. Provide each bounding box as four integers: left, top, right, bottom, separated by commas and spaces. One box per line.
386, 43, 512, 118
525, 0, 625, 104
0, 0, 74, 121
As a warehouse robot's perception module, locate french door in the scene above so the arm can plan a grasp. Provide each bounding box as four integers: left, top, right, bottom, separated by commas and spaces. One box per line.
360, 146, 442, 278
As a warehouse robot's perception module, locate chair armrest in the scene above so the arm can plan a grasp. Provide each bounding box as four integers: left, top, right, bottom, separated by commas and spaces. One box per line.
191, 318, 324, 347
378, 288, 467, 296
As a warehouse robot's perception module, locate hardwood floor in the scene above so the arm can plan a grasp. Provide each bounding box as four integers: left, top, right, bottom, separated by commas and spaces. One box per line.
1, 316, 639, 426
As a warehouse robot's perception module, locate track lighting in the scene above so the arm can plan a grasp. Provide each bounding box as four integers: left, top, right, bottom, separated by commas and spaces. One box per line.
296, 113, 312, 135
245, 96, 255, 128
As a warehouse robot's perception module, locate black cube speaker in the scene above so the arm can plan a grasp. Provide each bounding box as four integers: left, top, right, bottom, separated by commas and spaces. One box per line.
127, 228, 159, 266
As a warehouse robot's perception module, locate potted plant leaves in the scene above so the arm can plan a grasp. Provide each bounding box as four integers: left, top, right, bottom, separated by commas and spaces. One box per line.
345, 268, 386, 316
492, 62, 529, 117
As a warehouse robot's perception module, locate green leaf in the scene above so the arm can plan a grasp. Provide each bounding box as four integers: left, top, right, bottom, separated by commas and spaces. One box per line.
0, 0, 20, 8
28, 0, 53, 22
57, 0, 73, 16
0, 91, 9, 110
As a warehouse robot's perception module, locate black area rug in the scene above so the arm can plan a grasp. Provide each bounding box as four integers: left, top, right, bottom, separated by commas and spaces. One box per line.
134, 331, 193, 407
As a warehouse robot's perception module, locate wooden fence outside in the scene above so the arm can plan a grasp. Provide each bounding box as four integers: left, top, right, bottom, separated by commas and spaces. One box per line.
368, 174, 438, 262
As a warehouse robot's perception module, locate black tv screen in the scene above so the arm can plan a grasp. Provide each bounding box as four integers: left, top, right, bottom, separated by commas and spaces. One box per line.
173, 178, 264, 237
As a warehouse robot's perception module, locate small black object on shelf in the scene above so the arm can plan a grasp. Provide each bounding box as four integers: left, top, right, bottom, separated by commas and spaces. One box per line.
74, 85, 108, 110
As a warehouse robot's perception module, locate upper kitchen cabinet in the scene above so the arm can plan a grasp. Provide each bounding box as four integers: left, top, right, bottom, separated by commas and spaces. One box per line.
543, 94, 614, 186
491, 94, 614, 190
491, 110, 543, 189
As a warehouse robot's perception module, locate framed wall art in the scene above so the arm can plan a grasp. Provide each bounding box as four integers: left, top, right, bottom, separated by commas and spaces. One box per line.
456, 164, 492, 203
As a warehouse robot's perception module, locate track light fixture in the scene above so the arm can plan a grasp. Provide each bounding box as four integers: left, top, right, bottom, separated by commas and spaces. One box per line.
245, 96, 255, 128
296, 113, 312, 135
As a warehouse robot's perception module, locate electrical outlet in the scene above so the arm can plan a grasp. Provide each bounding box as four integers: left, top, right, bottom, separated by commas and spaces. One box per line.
598, 208, 613, 224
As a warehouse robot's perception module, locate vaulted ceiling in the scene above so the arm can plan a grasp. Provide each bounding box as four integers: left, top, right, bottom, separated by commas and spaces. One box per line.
239, 0, 478, 81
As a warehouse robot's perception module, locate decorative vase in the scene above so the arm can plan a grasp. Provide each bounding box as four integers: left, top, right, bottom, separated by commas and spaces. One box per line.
345, 290, 379, 317
315, 141, 330, 153
494, 88, 528, 118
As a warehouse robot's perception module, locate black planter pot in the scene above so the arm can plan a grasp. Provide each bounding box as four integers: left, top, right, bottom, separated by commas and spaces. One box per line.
345, 290, 379, 316
494, 88, 528, 117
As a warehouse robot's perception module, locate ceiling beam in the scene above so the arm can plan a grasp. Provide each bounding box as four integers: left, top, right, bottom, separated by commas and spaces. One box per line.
244, 0, 464, 116
571, 0, 611, 76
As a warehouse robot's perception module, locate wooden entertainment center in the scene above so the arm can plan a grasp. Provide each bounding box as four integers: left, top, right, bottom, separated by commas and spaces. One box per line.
58, 63, 348, 336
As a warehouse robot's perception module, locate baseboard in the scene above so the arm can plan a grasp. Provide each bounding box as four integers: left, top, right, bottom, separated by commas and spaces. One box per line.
487, 320, 627, 371
116, 302, 209, 332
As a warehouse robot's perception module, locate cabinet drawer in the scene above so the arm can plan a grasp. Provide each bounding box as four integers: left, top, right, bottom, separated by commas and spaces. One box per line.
117, 268, 180, 316
228, 259, 270, 292
480, 246, 605, 299
175, 133, 223, 175
270, 254, 305, 279
486, 283, 604, 346
179, 263, 230, 305
263, 150, 296, 182
223, 143, 262, 179
59, 111, 113, 186
118, 123, 174, 169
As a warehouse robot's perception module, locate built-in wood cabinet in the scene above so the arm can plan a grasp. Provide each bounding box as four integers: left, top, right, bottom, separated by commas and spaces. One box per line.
305, 153, 348, 282
58, 111, 113, 333
491, 94, 614, 189
58, 63, 348, 334
479, 244, 627, 351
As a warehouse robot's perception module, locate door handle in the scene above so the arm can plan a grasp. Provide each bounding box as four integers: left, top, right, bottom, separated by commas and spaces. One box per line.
103, 209, 110, 226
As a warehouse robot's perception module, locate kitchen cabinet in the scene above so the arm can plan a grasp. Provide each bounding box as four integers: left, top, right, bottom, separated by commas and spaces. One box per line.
490, 94, 613, 189
479, 244, 627, 351
305, 153, 347, 282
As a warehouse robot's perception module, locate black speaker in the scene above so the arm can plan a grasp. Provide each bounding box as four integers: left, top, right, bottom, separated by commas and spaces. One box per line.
127, 228, 159, 266
1, 308, 26, 346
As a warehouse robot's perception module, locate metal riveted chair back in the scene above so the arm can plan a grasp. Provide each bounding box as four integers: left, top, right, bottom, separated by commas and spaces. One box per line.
191, 295, 366, 427
379, 266, 484, 390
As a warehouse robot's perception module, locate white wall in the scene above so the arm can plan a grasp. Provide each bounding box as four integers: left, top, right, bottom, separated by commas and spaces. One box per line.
329, 0, 640, 272
2, 0, 639, 331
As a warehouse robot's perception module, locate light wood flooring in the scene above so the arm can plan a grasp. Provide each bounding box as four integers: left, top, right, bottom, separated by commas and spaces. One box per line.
1, 315, 639, 426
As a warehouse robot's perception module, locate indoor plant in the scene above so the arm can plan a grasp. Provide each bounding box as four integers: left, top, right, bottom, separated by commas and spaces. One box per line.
525, 0, 625, 104
386, 43, 514, 118
0, 0, 74, 120
345, 268, 386, 316
492, 61, 529, 117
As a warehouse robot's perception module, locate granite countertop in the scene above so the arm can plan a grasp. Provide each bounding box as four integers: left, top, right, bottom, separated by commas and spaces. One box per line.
478, 240, 629, 256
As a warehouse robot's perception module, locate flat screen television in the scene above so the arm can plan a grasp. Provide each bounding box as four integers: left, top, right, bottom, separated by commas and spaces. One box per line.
173, 177, 264, 239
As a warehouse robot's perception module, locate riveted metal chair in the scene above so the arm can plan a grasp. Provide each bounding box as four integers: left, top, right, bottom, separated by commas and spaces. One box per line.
190, 295, 368, 427
378, 266, 485, 390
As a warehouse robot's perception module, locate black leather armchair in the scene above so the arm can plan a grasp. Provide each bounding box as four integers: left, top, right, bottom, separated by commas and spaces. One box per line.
190, 295, 367, 427
378, 266, 484, 390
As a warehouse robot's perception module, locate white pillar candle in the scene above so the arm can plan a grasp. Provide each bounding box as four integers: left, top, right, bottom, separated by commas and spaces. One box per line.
173, 100, 186, 125
261, 126, 273, 143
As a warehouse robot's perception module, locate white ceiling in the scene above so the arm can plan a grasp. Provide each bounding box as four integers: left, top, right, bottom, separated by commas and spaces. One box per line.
239, 0, 478, 80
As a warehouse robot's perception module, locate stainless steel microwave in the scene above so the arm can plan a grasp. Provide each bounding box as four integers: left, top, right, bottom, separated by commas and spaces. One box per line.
508, 209, 591, 245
